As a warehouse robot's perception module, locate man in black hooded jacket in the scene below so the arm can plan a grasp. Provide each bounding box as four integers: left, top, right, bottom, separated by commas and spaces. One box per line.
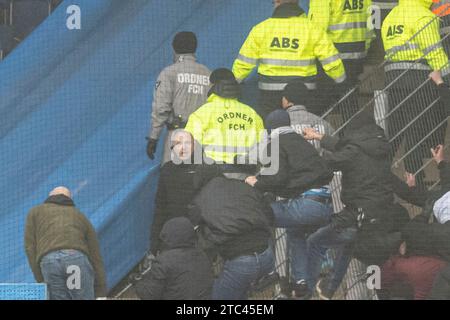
136, 217, 213, 300
303, 109, 398, 299
397, 145, 450, 299
373, 144, 450, 300
245, 109, 333, 299
189, 169, 275, 300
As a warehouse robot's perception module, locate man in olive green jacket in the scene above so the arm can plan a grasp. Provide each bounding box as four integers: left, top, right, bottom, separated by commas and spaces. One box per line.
24, 187, 106, 300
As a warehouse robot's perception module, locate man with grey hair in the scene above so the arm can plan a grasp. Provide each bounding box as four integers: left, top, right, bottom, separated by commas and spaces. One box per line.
24, 187, 106, 300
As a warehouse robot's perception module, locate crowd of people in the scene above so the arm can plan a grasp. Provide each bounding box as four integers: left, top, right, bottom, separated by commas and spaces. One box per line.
22, 0, 450, 300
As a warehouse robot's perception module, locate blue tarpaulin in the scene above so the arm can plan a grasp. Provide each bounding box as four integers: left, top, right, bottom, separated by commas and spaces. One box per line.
0, 0, 271, 292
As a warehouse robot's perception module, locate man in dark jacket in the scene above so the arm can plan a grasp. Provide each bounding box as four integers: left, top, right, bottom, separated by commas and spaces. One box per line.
353, 144, 449, 268
135, 217, 213, 300
245, 109, 333, 299
399, 146, 450, 262
149, 130, 221, 255
304, 110, 394, 212
190, 170, 275, 300
24, 187, 106, 300
303, 109, 396, 299
378, 145, 450, 300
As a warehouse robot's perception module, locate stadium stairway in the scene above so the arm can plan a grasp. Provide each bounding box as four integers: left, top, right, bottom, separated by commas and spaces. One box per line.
0, 0, 271, 292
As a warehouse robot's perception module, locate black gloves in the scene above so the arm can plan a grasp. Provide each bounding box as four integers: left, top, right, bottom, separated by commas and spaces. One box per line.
146, 138, 158, 160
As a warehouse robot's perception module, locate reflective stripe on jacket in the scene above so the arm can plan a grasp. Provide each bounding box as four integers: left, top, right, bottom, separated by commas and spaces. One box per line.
232, 3, 346, 89
185, 94, 264, 164
381, 0, 449, 71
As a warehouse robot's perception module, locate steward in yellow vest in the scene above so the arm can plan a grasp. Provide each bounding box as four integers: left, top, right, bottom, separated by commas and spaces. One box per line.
185, 69, 264, 164
381, 0, 449, 186
309, 0, 374, 80
232, 0, 346, 118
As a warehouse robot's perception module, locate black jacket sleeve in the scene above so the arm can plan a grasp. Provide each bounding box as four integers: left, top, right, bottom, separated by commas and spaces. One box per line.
254, 143, 289, 192
135, 258, 167, 300
320, 134, 340, 152
150, 167, 168, 254
321, 142, 360, 171
389, 173, 428, 207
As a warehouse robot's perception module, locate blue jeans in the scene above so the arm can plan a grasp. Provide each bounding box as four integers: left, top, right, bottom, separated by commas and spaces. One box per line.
212, 246, 275, 300
271, 197, 332, 285
307, 224, 357, 294
40, 249, 95, 300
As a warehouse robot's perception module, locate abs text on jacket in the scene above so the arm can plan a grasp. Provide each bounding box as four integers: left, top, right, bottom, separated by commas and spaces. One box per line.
344, 0, 365, 11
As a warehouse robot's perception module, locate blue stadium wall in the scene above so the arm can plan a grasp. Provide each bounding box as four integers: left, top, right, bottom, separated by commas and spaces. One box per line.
0, 0, 272, 291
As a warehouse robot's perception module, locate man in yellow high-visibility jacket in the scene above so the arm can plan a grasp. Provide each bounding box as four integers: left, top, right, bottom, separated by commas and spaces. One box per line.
367, 1, 398, 65
382, 0, 449, 186
232, 0, 346, 118
185, 68, 264, 164
309, 0, 373, 81
308, 0, 373, 116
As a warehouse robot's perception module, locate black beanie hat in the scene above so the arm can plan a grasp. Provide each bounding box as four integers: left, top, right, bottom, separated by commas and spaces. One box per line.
209, 68, 237, 84
172, 32, 197, 54
283, 80, 313, 106
265, 109, 291, 130
208, 68, 240, 99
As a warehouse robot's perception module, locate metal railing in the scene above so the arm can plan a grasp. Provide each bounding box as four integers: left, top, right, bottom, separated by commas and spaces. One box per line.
307, 11, 449, 299
113, 11, 450, 301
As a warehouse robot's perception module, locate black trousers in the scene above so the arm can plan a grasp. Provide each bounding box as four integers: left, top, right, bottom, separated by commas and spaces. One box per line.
386, 70, 448, 184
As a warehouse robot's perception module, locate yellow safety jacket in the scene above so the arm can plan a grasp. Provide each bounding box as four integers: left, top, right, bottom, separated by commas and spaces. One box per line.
185, 94, 264, 164
232, 3, 346, 91
382, 0, 449, 71
309, 0, 373, 59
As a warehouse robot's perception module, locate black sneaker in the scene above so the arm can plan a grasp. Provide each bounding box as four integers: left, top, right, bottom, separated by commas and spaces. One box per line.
252, 271, 280, 292
316, 278, 334, 300
292, 280, 311, 300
